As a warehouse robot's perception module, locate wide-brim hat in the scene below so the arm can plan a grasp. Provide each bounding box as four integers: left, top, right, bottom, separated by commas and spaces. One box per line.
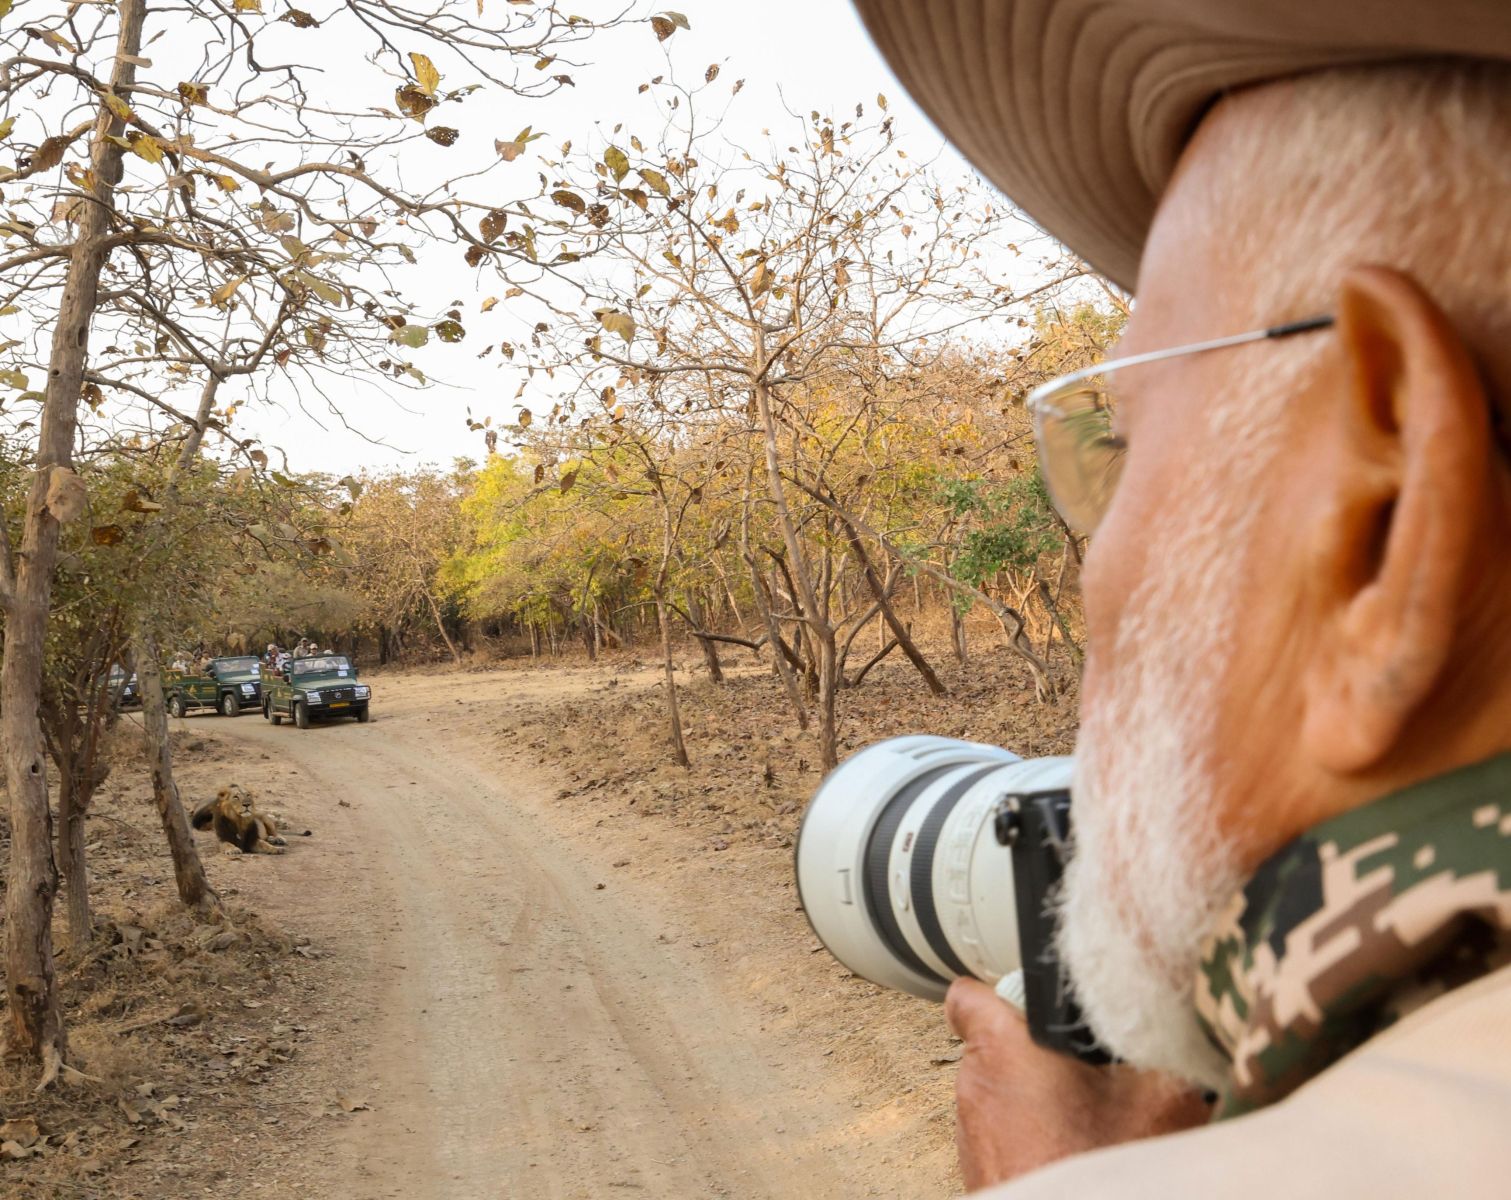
853, 0, 1511, 290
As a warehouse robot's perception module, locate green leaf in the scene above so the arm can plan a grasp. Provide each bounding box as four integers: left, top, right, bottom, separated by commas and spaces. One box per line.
551, 189, 585, 214
604, 146, 629, 183
639, 167, 669, 196
390, 324, 429, 348
432, 319, 465, 343
294, 270, 344, 306
0, 367, 26, 389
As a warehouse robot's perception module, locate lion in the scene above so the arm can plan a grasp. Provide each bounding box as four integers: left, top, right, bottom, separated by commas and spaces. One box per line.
191, 785, 308, 856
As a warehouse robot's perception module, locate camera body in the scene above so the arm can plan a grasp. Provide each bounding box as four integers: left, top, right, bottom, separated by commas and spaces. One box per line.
795, 736, 1104, 1064
994, 787, 1106, 1062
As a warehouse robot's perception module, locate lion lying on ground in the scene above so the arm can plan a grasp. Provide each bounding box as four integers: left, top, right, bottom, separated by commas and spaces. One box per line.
191, 785, 309, 856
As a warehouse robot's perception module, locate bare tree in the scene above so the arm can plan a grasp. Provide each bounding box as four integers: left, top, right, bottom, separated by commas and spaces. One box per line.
530, 82, 1080, 765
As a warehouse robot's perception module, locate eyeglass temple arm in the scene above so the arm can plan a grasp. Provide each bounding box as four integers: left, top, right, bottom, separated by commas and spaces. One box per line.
1028, 314, 1336, 402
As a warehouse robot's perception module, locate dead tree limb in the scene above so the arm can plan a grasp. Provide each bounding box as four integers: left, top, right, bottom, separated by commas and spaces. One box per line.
795, 481, 1054, 701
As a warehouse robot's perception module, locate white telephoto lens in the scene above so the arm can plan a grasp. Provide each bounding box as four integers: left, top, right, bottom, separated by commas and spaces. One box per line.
795, 736, 1074, 1001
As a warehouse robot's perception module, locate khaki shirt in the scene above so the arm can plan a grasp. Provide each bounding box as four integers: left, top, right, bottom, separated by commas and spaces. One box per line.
990, 963, 1511, 1198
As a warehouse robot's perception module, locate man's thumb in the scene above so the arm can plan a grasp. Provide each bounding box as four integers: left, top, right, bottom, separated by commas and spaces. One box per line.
945, 976, 1028, 1043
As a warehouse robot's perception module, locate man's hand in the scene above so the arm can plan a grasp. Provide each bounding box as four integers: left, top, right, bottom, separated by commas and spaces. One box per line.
946, 978, 1212, 1192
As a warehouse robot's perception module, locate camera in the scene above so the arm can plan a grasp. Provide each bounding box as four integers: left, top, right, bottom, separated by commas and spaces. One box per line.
795, 736, 1105, 1062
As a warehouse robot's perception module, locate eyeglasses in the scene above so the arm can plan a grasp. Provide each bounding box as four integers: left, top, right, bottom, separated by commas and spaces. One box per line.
1025, 315, 1335, 535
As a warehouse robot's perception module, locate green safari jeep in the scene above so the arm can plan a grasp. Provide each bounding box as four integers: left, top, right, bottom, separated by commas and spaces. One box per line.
262, 654, 371, 728
164, 656, 264, 719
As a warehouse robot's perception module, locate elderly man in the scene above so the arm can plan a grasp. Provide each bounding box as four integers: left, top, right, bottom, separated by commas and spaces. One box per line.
853, 1, 1511, 1195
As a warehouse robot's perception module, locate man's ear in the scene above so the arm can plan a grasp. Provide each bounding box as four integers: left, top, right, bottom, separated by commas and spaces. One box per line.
1301, 267, 1490, 774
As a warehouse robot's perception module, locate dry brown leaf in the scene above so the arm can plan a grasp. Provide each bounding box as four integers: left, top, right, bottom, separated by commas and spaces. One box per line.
410, 52, 441, 97
0, 1118, 40, 1149
335, 1091, 371, 1113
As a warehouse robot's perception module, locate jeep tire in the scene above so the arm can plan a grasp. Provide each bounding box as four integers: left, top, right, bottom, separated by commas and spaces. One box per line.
269, 700, 283, 726
294, 700, 310, 730
356, 705, 371, 724
220, 691, 240, 718
167, 693, 185, 719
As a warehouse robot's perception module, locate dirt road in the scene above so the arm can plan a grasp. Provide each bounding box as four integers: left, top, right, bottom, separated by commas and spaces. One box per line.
198, 669, 952, 1200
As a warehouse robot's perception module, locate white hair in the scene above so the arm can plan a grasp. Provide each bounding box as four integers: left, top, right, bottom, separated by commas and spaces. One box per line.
1212, 59, 1511, 397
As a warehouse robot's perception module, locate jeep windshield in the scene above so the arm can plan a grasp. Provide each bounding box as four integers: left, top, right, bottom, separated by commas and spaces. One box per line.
212, 656, 260, 676
289, 656, 353, 679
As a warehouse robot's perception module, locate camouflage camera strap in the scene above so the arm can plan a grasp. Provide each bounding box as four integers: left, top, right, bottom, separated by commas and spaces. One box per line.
1195, 752, 1511, 1118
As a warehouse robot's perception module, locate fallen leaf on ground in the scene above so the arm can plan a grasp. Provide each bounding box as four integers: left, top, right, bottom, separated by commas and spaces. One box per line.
335, 1091, 371, 1113
0, 1118, 40, 1148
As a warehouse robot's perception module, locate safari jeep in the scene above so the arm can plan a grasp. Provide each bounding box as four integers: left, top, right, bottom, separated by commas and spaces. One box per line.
164, 655, 263, 719
262, 654, 371, 729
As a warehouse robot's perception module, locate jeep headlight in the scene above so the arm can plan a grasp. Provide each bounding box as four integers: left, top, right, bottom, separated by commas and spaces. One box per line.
240, 683, 255, 694
355, 685, 370, 698
304, 690, 322, 703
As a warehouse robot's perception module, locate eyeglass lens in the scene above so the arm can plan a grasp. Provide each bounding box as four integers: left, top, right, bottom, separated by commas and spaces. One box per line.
1033, 384, 1126, 535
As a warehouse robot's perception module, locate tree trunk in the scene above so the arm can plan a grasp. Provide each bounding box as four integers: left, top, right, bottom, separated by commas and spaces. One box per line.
421, 582, 462, 665
836, 512, 947, 697
133, 629, 218, 914
2, 0, 146, 1077
685, 592, 724, 683
952, 606, 969, 666
745, 555, 807, 729
796, 482, 1055, 701
655, 595, 689, 767
56, 769, 91, 947
751, 374, 838, 764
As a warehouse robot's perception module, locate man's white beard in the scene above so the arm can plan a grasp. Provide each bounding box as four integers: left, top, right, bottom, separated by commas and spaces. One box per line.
1057, 490, 1258, 1090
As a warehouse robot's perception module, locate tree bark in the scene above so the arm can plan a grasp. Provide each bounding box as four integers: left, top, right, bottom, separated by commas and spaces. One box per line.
123, 361, 225, 920
684, 592, 724, 683
836, 511, 947, 697
655, 595, 689, 767
133, 630, 218, 913
2, 0, 146, 1076
421, 581, 462, 665
1035, 572, 1082, 666
752, 375, 838, 765
56, 768, 91, 948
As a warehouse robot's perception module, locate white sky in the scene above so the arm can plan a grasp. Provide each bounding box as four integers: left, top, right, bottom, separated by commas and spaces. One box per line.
233, 0, 1004, 476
